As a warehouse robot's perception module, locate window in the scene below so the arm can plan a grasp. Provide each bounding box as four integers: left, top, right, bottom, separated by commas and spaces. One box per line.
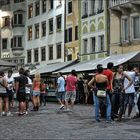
56, 44, 61, 59
35, 2, 40, 16
68, 1, 72, 14
34, 49, 39, 62
90, 0, 95, 15
12, 36, 22, 47
49, 0, 53, 10
83, 39, 88, 54
35, 24, 39, 39
2, 16, 10, 27
122, 18, 128, 41
133, 16, 140, 39
56, 15, 61, 30
28, 26, 32, 40
27, 50, 31, 63
28, 4, 33, 18
41, 47, 46, 61
99, 35, 104, 51
42, 22, 46, 37
75, 26, 78, 40
65, 28, 72, 43
82, 1, 88, 18
98, 0, 103, 13
14, 0, 24, 3
67, 54, 72, 61
2, 39, 8, 50
91, 37, 95, 52
49, 18, 53, 33
42, 0, 46, 13
49, 46, 53, 60
14, 14, 23, 25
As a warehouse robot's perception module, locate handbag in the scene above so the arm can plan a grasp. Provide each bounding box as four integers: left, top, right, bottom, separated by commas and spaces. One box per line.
97, 90, 106, 97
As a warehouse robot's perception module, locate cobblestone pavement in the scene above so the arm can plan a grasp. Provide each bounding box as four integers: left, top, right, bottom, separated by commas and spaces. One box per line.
0, 103, 140, 139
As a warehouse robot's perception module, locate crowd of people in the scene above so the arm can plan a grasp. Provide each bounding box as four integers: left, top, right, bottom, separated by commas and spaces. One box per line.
0, 64, 140, 124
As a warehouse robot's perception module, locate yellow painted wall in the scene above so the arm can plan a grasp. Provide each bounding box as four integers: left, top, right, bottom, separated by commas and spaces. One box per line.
65, 0, 79, 60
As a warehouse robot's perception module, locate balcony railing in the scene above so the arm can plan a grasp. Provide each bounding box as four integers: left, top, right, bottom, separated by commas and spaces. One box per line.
111, 0, 130, 7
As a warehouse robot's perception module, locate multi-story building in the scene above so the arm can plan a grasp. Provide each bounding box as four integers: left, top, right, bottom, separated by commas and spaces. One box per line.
79, 0, 109, 61
0, 0, 26, 69
110, 0, 140, 55
25, 0, 65, 69
64, 0, 79, 61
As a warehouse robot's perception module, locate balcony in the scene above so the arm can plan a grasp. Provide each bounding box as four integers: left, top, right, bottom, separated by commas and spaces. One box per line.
12, 47, 24, 56
110, 0, 140, 15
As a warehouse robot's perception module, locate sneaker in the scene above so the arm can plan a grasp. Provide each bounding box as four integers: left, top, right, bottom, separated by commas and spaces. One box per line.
2, 112, 6, 116
6, 112, 13, 117
25, 111, 28, 115
59, 104, 64, 109
96, 119, 101, 122
66, 108, 70, 112
106, 120, 112, 123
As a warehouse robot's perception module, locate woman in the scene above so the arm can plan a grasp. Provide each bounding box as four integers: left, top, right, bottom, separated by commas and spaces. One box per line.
0, 71, 11, 116
112, 65, 132, 121
32, 72, 41, 111
88, 66, 111, 122
83, 80, 89, 104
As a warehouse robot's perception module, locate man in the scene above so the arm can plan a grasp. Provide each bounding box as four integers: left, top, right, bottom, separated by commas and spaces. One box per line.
65, 70, 78, 111
5, 70, 15, 108
24, 70, 32, 114
133, 67, 140, 118
103, 62, 114, 119
15, 68, 28, 116
56, 72, 65, 109
123, 65, 135, 118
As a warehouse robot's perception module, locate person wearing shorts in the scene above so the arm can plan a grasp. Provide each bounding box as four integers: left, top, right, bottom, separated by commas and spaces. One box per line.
15, 68, 28, 116
65, 70, 78, 111
56, 72, 65, 109
5, 70, 15, 108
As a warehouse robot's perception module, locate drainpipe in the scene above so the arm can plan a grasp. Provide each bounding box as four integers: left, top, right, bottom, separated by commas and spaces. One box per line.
64, 0, 66, 62
106, 0, 110, 56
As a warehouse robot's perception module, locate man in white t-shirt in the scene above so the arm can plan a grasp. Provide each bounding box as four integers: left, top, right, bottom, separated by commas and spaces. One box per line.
56, 72, 65, 109
124, 65, 135, 118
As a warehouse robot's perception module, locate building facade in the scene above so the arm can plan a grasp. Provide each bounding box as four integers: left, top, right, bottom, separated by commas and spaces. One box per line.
64, 0, 79, 61
79, 0, 109, 61
110, 0, 140, 55
25, 0, 65, 69
0, 0, 26, 69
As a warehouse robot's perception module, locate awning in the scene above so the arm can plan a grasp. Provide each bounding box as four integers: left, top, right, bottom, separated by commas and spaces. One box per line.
57, 51, 140, 73
0, 59, 16, 67
30, 60, 78, 75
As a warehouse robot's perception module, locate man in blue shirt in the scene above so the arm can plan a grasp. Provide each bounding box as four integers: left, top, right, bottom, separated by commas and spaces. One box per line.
56, 72, 65, 109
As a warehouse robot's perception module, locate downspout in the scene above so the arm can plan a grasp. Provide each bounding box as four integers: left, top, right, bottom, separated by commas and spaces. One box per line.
106, 0, 110, 56
64, 0, 66, 62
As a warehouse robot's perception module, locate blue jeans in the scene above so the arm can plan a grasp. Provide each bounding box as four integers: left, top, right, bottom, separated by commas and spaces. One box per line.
93, 94, 111, 121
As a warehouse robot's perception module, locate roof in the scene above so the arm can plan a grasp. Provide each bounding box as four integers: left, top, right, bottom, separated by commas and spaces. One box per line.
0, 59, 17, 67
30, 60, 78, 75
57, 51, 140, 73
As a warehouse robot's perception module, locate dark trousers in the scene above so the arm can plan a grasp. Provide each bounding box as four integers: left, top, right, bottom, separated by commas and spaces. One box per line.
137, 95, 140, 114
40, 93, 47, 105
112, 93, 125, 119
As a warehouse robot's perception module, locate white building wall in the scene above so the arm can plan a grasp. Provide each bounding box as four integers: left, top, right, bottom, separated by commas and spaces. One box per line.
25, 0, 65, 67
